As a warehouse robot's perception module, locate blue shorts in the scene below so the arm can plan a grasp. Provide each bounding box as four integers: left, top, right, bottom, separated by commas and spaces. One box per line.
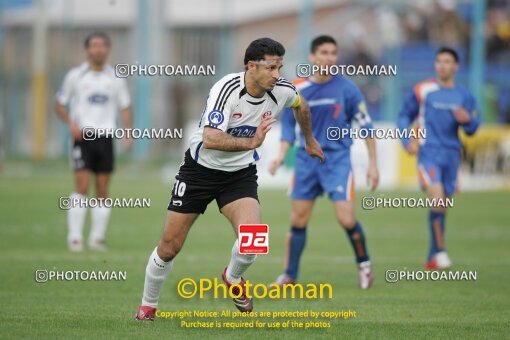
291, 149, 354, 201
417, 147, 461, 197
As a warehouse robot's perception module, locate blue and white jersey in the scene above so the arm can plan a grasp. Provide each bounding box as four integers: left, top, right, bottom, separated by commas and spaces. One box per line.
397, 78, 480, 150
280, 75, 372, 151
188, 72, 300, 171
56, 62, 131, 130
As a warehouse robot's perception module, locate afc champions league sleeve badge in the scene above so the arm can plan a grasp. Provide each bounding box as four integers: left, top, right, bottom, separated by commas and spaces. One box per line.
208, 110, 224, 127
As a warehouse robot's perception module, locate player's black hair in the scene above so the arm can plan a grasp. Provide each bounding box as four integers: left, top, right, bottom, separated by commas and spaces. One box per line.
244, 38, 285, 66
436, 46, 459, 63
311, 35, 337, 53
84, 32, 111, 48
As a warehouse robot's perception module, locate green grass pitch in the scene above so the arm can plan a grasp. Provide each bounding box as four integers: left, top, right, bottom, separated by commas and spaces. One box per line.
1, 162, 509, 339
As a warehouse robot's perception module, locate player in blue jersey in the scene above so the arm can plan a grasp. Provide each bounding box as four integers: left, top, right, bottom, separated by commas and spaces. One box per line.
269, 36, 379, 289
397, 47, 480, 270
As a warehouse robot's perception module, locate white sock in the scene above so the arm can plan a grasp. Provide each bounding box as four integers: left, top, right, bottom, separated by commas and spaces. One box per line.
141, 247, 174, 308
89, 206, 111, 243
226, 240, 257, 284
67, 192, 87, 243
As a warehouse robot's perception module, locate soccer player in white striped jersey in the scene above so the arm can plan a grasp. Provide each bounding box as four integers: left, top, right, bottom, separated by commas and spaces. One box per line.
55, 32, 132, 252
136, 38, 324, 320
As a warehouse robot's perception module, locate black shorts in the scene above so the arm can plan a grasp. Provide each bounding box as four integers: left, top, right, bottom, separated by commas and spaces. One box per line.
167, 149, 259, 214
72, 137, 114, 173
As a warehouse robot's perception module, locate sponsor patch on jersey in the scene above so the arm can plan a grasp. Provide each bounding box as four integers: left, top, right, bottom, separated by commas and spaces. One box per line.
207, 110, 224, 126
88, 93, 109, 104
308, 98, 336, 107
226, 125, 257, 138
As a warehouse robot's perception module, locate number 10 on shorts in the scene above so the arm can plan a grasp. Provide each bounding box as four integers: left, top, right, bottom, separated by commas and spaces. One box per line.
238, 224, 269, 254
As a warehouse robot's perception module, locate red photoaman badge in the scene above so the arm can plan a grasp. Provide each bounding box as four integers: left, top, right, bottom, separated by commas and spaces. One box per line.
238, 224, 269, 254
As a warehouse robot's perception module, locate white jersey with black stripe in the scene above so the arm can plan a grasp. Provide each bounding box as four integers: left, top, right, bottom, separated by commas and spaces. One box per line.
188, 72, 301, 171
56, 62, 131, 130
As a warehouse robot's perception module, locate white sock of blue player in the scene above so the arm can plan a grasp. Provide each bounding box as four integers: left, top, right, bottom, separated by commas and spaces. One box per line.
67, 192, 87, 243
141, 247, 174, 308
89, 206, 111, 243
225, 240, 257, 284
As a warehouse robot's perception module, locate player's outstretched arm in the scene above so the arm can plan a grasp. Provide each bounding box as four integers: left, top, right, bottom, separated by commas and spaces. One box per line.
268, 141, 291, 175
203, 116, 276, 152
292, 98, 325, 162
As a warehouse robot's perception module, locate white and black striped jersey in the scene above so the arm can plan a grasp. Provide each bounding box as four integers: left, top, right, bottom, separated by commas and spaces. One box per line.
56, 62, 131, 130
188, 72, 301, 172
